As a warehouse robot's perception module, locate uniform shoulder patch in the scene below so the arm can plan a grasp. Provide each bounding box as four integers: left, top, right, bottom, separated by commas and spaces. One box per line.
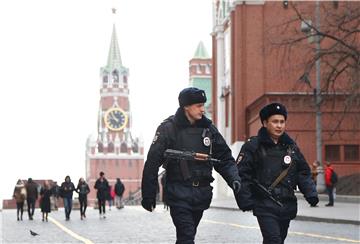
152, 131, 160, 144
236, 152, 244, 164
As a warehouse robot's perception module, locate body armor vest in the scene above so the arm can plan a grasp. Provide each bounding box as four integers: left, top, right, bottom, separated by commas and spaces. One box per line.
256, 144, 296, 200
166, 125, 214, 182
257, 145, 288, 186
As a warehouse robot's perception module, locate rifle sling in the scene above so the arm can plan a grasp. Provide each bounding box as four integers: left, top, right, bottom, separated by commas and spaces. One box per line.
269, 161, 293, 191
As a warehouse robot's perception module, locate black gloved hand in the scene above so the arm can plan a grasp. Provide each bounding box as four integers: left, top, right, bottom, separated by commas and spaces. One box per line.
141, 198, 156, 212
232, 180, 241, 194
241, 204, 254, 212
306, 196, 319, 207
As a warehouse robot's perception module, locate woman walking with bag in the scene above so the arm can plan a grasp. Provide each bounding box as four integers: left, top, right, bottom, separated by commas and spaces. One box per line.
13, 179, 27, 221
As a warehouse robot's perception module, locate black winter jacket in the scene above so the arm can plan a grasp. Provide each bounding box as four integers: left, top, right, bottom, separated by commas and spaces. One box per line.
141, 107, 240, 210
94, 178, 110, 200
60, 181, 75, 199
237, 127, 318, 220
76, 182, 90, 199
115, 180, 125, 197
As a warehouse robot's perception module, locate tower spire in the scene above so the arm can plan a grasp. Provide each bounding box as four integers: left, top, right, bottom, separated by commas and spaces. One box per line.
193, 41, 210, 59
106, 20, 122, 71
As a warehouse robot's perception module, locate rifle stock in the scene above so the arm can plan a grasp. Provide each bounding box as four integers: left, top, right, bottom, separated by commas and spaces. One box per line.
252, 179, 283, 207
164, 149, 220, 163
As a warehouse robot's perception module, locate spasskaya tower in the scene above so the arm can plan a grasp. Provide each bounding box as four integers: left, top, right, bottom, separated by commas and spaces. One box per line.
85, 13, 144, 204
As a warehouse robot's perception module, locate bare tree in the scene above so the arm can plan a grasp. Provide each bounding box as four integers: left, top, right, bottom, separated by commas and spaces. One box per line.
266, 1, 360, 133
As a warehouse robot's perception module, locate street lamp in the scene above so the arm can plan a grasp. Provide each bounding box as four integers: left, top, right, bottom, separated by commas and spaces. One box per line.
301, 1, 325, 193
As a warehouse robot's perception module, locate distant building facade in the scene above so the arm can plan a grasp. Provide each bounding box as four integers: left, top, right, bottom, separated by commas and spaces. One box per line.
211, 0, 359, 187
85, 24, 144, 205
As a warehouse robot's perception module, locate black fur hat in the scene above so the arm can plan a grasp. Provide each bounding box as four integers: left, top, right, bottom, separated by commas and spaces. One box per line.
259, 102, 287, 123
178, 87, 207, 107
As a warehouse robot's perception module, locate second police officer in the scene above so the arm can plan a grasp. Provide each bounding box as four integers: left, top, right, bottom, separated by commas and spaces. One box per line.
236, 103, 319, 244
141, 87, 241, 244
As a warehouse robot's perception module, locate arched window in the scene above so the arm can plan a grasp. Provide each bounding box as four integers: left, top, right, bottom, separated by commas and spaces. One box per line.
132, 142, 139, 153
120, 142, 127, 153
103, 75, 108, 83
98, 142, 104, 153
112, 70, 119, 83
205, 64, 211, 74
108, 142, 114, 153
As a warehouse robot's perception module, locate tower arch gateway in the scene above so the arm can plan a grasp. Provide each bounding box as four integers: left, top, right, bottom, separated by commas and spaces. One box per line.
85, 21, 144, 206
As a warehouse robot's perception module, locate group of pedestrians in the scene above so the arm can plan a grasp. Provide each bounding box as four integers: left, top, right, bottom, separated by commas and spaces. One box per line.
13, 178, 38, 221
94, 172, 125, 219
12, 173, 125, 222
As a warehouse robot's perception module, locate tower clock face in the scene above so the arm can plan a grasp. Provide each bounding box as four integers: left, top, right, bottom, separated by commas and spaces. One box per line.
104, 107, 128, 131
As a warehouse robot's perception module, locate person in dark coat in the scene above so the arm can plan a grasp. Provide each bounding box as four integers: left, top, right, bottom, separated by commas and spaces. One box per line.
60, 176, 75, 221
13, 179, 26, 221
141, 87, 241, 244
51, 181, 60, 210
40, 180, 52, 222
76, 177, 90, 220
237, 102, 319, 244
114, 178, 125, 209
94, 171, 110, 218
25, 178, 38, 220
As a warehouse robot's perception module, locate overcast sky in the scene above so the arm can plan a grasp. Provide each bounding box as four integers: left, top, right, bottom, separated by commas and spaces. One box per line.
0, 0, 212, 206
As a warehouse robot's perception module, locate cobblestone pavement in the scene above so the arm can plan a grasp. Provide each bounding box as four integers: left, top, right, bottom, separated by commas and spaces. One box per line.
1, 206, 359, 243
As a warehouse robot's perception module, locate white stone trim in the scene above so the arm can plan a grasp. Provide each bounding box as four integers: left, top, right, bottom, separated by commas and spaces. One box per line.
101, 92, 129, 97
245, 1, 265, 5
191, 75, 212, 79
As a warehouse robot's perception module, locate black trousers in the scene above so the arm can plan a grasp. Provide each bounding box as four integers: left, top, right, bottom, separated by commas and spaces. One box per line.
79, 196, 87, 215
257, 216, 290, 244
98, 198, 106, 214
16, 202, 24, 218
169, 206, 204, 244
26, 198, 36, 218
326, 186, 334, 205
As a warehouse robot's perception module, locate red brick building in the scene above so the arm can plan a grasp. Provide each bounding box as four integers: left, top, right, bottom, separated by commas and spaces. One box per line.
85, 24, 144, 205
211, 1, 359, 181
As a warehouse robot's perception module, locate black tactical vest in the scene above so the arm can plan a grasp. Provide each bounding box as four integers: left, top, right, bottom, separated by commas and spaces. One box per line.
165, 121, 214, 182
257, 144, 288, 187
246, 137, 297, 200
258, 144, 298, 200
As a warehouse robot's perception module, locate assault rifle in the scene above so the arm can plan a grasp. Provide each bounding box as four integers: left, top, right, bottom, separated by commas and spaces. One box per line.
252, 179, 283, 207
164, 149, 220, 163
163, 149, 220, 181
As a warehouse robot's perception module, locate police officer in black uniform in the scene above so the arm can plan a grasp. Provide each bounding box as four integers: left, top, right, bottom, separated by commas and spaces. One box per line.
141, 87, 241, 244
236, 103, 319, 244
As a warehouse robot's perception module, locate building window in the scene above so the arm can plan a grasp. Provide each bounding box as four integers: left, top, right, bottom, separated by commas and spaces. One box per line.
103, 75, 108, 83
98, 142, 104, 153
344, 145, 359, 161
112, 70, 119, 83
196, 64, 201, 74
120, 142, 127, 153
205, 64, 210, 74
108, 142, 114, 153
325, 145, 340, 161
